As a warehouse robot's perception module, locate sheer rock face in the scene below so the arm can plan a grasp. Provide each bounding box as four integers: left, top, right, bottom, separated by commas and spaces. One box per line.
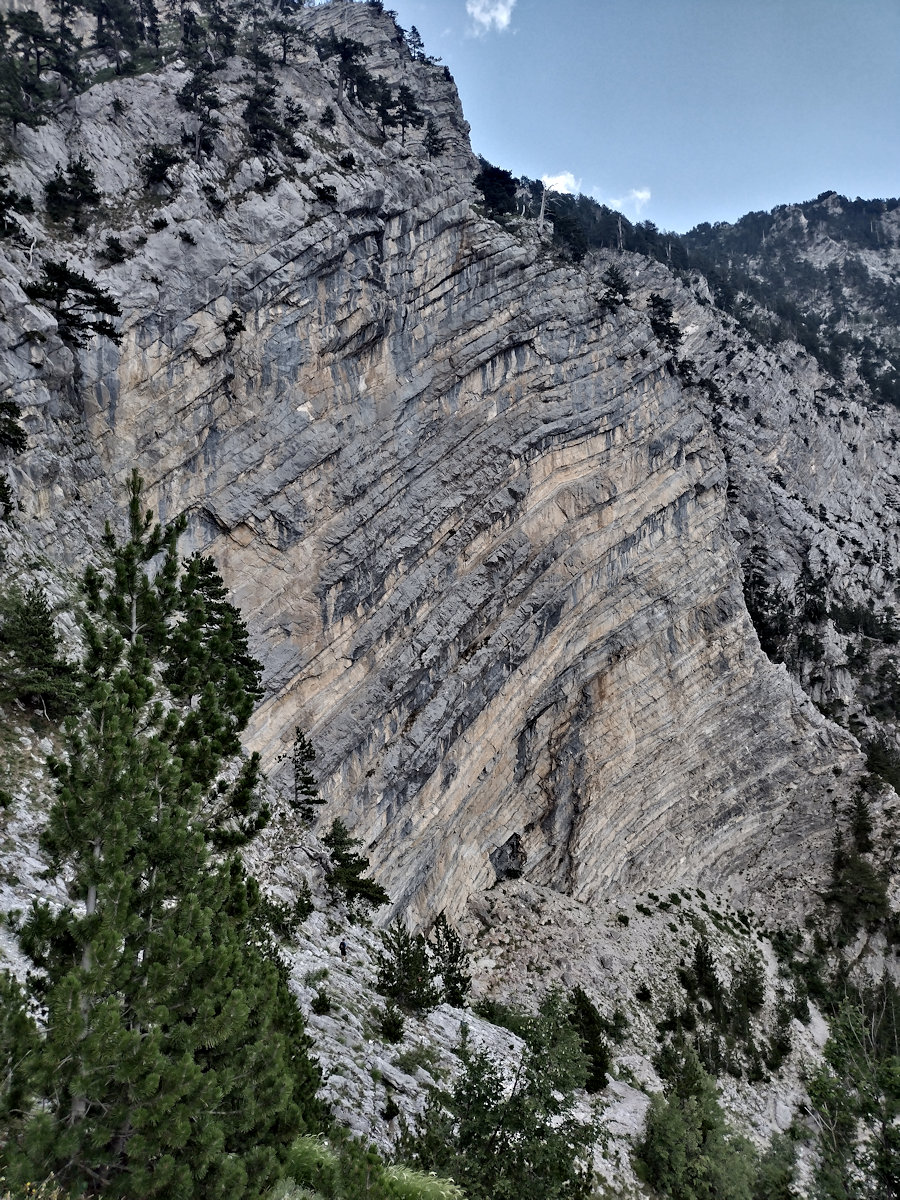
0, 2, 867, 926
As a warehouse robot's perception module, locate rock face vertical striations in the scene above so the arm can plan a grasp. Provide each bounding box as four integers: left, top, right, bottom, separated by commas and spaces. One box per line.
0, 1, 861, 924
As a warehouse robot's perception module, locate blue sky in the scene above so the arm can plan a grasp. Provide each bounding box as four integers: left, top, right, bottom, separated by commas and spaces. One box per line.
380, 0, 900, 233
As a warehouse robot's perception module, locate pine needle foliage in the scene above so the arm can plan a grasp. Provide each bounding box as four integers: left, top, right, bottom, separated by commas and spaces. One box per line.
322, 818, 389, 914
404, 989, 594, 1200
23, 259, 121, 347
0, 585, 79, 717
0, 472, 322, 1199
637, 1039, 756, 1200
375, 921, 440, 1013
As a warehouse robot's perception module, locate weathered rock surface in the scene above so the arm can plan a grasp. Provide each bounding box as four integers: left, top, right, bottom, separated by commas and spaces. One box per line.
2, 0, 892, 938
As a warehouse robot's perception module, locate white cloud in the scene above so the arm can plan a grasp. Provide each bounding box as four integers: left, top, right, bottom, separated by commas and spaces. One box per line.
466, 0, 517, 34
542, 171, 580, 195
592, 187, 652, 217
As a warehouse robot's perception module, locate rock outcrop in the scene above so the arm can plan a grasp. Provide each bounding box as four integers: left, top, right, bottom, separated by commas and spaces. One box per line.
2, 0, 890, 933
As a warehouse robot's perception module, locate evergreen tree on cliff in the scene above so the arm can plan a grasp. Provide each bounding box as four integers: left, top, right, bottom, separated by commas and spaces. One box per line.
0, 472, 322, 1199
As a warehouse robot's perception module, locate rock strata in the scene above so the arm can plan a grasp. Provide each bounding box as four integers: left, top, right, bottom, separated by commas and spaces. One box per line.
0, 1, 878, 932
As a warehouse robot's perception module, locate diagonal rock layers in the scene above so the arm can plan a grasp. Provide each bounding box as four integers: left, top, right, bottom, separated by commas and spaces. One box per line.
1, 2, 859, 924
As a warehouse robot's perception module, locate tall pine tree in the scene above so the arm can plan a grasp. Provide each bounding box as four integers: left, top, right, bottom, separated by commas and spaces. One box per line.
0, 472, 322, 1198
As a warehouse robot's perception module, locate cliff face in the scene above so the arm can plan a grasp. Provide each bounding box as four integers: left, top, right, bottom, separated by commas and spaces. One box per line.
1, 0, 884, 927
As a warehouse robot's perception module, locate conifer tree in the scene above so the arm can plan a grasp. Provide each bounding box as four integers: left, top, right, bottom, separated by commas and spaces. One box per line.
423, 117, 445, 159
0, 584, 79, 717
371, 76, 398, 138
406, 990, 594, 1199
286, 726, 324, 819
0, 472, 323, 1198
242, 75, 287, 153
44, 154, 101, 230
427, 912, 470, 1007
24, 259, 122, 347
0, 393, 27, 454
316, 33, 372, 106
7, 11, 55, 80
46, 0, 85, 90
395, 83, 424, 145
322, 817, 389, 913
375, 920, 440, 1013
176, 64, 221, 159
0, 40, 46, 136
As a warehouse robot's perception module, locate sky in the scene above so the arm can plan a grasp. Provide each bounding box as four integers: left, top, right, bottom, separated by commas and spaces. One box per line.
376, 0, 900, 234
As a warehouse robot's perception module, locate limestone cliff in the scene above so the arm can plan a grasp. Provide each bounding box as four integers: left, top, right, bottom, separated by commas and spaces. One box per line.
1, 0, 890, 936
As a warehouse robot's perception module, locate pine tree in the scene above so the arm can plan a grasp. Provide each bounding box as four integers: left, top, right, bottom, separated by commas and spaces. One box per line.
405, 25, 425, 61
0, 43, 46, 135
23, 259, 122, 347
316, 33, 372, 106
0, 394, 27, 454
242, 76, 287, 153
46, 0, 84, 89
44, 154, 101, 230
375, 920, 440, 1013
423, 117, 445, 159
0, 584, 79, 717
322, 817, 389, 913
284, 726, 324, 819
395, 83, 424, 145
427, 913, 470, 1007
0, 472, 323, 1198
176, 64, 221, 159
7, 11, 55, 79
567, 986, 611, 1093
638, 1039, 756, 1200
371, 77, 398, 138
405, 990, 594, 1199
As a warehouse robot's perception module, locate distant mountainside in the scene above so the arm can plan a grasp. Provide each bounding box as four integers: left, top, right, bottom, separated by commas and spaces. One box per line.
681, 193, 900, 405
508, 181, 900, 405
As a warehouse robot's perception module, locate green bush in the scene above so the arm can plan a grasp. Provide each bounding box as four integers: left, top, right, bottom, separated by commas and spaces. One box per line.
44, 154, 100, 230
377, 1000, 405, 1044
311, 987, 332, 1016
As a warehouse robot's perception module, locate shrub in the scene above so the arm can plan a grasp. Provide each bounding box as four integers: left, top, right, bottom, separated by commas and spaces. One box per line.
377, 1000, 405, 1044
101, 235, 127, 264
44, 155, 100, 230
311, 987, 331, 1016
140, 143, 182, 190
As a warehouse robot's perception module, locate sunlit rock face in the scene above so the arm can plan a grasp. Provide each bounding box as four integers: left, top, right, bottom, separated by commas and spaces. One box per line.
2, 1, 867, 927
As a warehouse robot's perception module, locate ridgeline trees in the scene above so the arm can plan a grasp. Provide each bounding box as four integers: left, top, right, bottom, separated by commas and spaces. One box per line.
0, 472, 323, 1198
